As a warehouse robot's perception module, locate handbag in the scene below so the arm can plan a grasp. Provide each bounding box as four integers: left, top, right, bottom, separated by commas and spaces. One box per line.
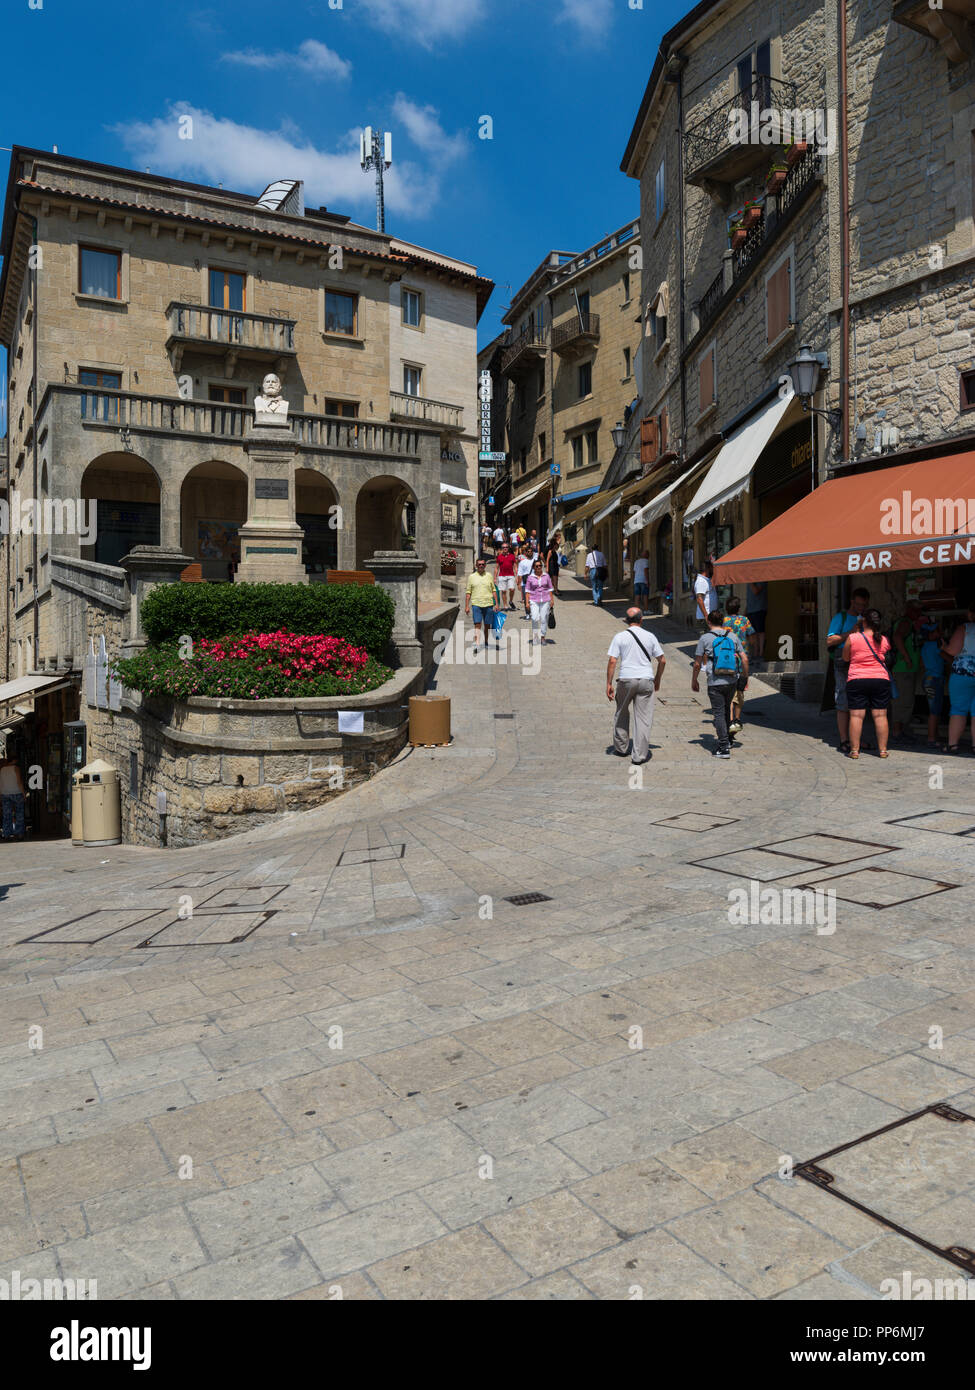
853, 631, 896, 698
547, 608, 556, 630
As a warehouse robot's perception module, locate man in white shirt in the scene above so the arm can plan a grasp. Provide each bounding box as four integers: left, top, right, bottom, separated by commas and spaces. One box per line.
586, 544, 607, 605
606, 609, 666, 764
492, 525, 506, 549
694, 560, 717, 626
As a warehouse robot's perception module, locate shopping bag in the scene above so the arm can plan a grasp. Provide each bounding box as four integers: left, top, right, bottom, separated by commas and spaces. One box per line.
547, 609, 556, 630
492, 608, 506, 634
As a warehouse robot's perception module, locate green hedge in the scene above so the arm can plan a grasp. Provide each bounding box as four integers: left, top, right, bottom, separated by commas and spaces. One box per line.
140, 583, 395, 656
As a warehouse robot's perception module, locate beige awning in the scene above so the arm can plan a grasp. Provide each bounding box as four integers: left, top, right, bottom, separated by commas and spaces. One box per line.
562, 485, 625, 528
624, 462, 703, 537
503, 478, 551, 514
648, 281, 669, 318
0, 673, 71, 707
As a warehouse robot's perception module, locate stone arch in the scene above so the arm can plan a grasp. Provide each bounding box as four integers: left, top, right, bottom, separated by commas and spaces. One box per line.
180, 460, 248, 582
295, 467, 340, 580
80, 452, 161, 566
355, 474, 418, 571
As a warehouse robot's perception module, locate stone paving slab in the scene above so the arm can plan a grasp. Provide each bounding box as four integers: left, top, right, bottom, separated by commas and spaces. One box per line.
1, 579, 974, 1298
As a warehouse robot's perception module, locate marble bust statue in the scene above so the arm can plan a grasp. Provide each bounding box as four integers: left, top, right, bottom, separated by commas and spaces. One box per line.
254, 373, 289, 426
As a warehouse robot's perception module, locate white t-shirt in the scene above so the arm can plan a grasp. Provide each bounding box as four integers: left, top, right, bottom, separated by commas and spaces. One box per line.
516, 556, 533, 578
587, 549, 606, 569
608, 626, 664, 680
493, 528, 505, 543
694, 572, 717, 618
633, 557, 650, 584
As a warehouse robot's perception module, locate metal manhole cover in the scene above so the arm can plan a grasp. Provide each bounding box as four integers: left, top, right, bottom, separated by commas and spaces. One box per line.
792, 866, 959, 910
652, 813, 740, 833
192, 885, 286, 911
758, 833, 896, 864
338, 845, 406, 865
887, 810, 975, 837
19, 908, 162, 946
797, 1104, 975, 1277
137, 909, 278, 948
150, 871, 235, 890
504, 893, 553, 906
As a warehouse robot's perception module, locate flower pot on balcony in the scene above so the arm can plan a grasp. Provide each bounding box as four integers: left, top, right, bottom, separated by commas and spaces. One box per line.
741, 204, 762, 230
729, 227, 749, 250
785, 140, 807, 168
766, 163, 789, 194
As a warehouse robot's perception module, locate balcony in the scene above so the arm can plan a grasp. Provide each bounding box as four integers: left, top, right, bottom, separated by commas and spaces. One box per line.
389, 391, 464, 431
48, 385, 419, 458
893, 0, 973, 61
552, 312, 600, 359
501, 326, 549, 377
684, 75, 799, 201
165, 302, 297, 376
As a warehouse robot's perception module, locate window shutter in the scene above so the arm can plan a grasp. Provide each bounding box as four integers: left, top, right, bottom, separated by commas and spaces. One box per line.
699, 346, 715, 414
641, 415, 658, 466
766, 258, 791, 344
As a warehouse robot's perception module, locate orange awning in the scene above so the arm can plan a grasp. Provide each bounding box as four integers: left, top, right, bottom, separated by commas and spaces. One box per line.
713, 452, 975, 583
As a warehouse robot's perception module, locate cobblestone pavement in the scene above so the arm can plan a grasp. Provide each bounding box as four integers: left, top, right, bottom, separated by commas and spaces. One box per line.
2, 575, 974, 1300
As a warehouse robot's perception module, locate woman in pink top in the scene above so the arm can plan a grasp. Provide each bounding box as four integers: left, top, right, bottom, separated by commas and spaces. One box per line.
842, 608, 892, 759
525, 560, 556, 646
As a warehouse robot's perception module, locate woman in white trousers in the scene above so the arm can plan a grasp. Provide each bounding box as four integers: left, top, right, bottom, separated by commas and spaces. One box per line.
525, 560, 555, 645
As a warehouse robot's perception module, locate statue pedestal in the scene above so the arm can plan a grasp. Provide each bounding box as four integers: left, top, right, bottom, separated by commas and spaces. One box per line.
235, 423, 307, 585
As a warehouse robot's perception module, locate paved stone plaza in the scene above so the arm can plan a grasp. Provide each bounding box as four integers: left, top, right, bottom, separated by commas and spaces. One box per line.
2, 576, 974, 1300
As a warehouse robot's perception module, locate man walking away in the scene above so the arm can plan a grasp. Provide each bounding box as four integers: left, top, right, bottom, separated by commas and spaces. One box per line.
586, 542, 608, 606
633, 551, 650, 613
723, 597, 755, 736
465, 557, 500, 656
692, 609, 748, 758
746, 581, 768, 661
607, 608, 666, 764
694, 560, 717, 628
493, 524, 506, 551
494, 543, 518, 611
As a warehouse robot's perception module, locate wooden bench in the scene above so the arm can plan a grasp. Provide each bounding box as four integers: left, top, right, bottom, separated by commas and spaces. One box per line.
180, 563, 203, 582
326, 570, 374, 586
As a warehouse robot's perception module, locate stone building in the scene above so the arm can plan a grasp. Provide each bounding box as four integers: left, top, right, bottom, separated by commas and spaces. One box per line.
498, 223, 642, 556
617, 0, 975, 691
0, 147, 490, 834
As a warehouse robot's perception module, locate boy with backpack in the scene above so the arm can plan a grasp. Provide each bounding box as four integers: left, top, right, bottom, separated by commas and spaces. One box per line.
692, 609, 749, 758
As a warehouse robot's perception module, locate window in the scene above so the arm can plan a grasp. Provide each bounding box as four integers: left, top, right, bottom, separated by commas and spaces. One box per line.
622, 272, 630, 302
208, 269, 245, 311
538, 432, 547, 460
324, 399, 358, 418
624, 347, 632, 378
738, 39, 772, 108
402, 288, 422, 327
403, 364, 422, 396
530, 303, 545, 337
515, 381, 526, 415
655, 159, 666, 222
520, 447, 527, 474
79, 247, 121, 299
79, 368, 121, 420
577, 291, 591, 318
578, 361, 593, 398
698, 342, 717, 415
586, 429, 599, 465
537, 370, 545, 400
649, 311, 667, 351
572, 436, 584, 470
325, 290, 358, 336
961, 369, 975, 412
765, 252, 793, 344
209, 386, 246, 404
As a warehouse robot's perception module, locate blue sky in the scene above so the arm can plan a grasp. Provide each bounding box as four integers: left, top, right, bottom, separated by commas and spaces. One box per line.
1, 0, 686, 417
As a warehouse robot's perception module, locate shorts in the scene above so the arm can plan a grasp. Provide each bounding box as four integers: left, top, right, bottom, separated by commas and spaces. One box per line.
922, 672, 945, 716
833, 659, 849, 711
471, 605, 495, 626
846, 677, 891, 711
948, 671, 975, 718
747, 610, 766, 634
634, 582, 649, 596
497, 576, 515, 591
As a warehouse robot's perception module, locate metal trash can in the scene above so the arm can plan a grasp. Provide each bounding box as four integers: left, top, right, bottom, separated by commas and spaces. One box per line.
575, 543, 588, 578
77, 758, 122, 846
408, 695, 451, 747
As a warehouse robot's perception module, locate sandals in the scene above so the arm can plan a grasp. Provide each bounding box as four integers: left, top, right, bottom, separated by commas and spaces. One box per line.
879, 751, 890, 758
839, 740, 852, 755
847, 750, 860, 759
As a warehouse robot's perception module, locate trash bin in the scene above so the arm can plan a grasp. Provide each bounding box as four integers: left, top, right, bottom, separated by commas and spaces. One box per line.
71, 770, 85, 845
77, 758, 122, 846
409, 695, 451, 747
575, 544, 588, 578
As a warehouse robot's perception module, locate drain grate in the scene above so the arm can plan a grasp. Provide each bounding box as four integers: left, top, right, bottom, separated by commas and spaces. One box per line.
494, 713, 515, 719
504, 892, 553, 906
797, 1103, 975, 1277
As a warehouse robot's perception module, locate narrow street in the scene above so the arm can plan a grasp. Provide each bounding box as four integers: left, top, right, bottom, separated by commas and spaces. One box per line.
2, 576, 974, 1299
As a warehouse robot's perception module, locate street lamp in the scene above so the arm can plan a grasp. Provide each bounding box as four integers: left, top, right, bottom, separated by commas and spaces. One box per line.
611, 421, 627, 451
786, 344, 843, 457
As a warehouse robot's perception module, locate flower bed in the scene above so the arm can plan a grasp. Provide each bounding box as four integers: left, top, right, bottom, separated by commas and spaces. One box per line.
115, 631, 393, 700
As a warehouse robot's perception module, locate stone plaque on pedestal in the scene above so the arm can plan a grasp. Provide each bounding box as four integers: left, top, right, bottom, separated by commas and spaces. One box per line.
235, 421, 308, 585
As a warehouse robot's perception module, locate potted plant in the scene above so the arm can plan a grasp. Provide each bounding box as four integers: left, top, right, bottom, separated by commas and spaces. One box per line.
441, 548, 458, 575
728, 211, 748, 249
766, 161, 789, 194
785, 139, 807, 168
740, 198, 763, 229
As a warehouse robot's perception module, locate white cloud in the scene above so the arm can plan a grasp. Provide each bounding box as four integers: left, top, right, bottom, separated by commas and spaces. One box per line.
392, 95, 467, 164
221, 38, 351, 79
358, 0, 485, 46
558, 0, 613, 37
111, 105, 445, 219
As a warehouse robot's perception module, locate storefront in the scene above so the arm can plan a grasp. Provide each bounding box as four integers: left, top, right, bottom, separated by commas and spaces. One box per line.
0, 674, 81, 839
750, 417, 818, 659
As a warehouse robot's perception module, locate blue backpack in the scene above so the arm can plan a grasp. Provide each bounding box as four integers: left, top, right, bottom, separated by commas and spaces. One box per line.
710, 631, 739, 681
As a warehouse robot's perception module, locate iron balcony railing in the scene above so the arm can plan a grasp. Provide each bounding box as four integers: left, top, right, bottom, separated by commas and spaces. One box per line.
60, 385, 419, 457
389, 391, 464, 431
165, 302, 297, 354
697, 272, 725, 334
551, 312, 600, 353
684, 74, 798, 180
501, 326, 550, 374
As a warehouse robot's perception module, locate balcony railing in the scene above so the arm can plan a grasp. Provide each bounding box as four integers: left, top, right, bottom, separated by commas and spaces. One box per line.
697, 271, 724, 333
501, 326, 550, 375
389, 391, 464, 431
165, 302, 297, 368
684, 74, 799, 191
57, 386, 419, 457
552, 312, 600, 357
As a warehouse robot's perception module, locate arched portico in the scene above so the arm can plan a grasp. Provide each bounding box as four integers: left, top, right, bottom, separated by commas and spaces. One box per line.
295, 468, 339, 581
180, 461, 248, 581
80, 453, 161, 566
355, 475, 418, 572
